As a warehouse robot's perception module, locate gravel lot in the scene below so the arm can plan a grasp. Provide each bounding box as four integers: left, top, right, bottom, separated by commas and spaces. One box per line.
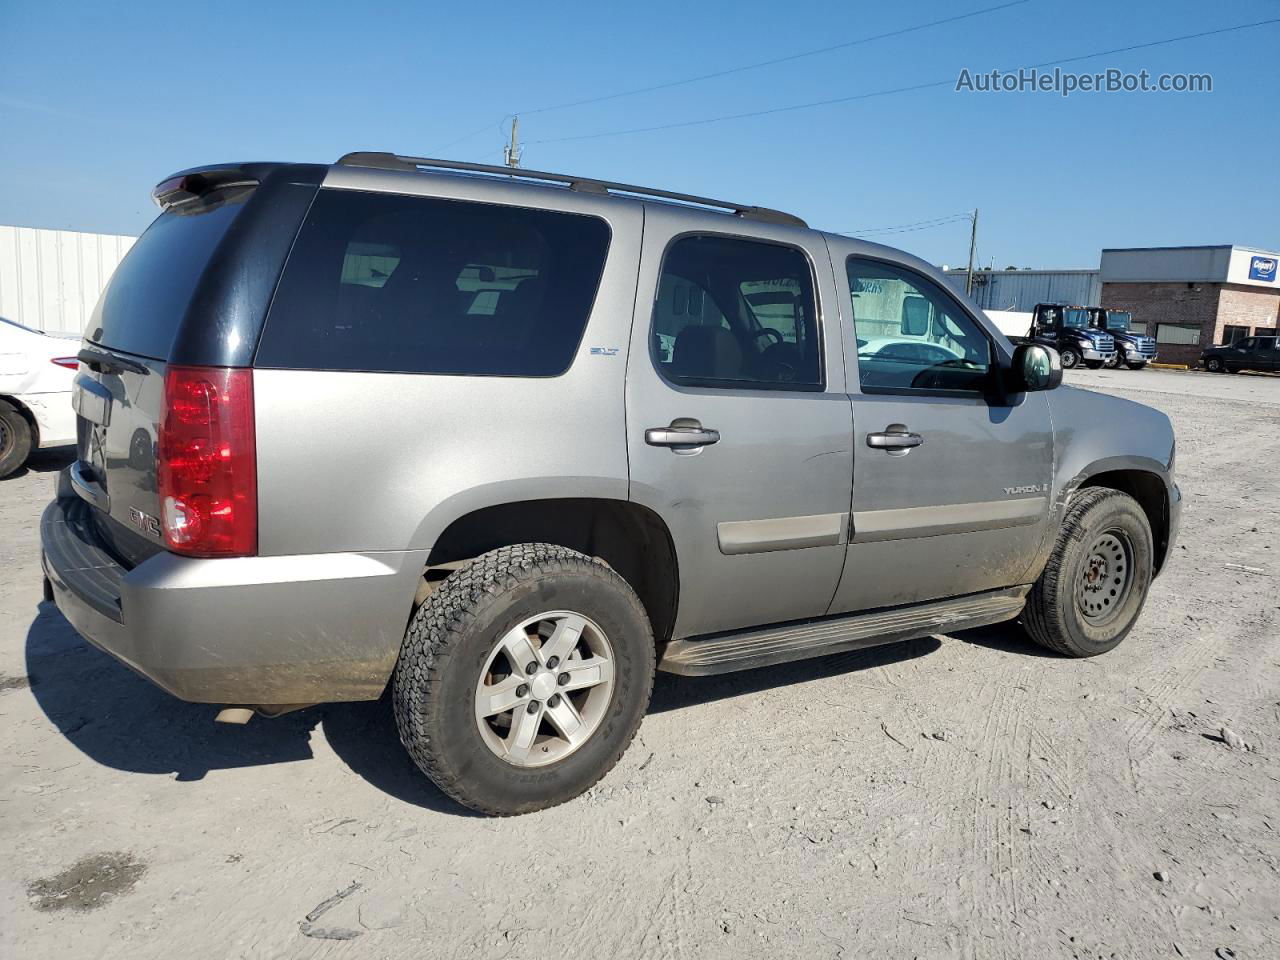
2, 368, 1278, 959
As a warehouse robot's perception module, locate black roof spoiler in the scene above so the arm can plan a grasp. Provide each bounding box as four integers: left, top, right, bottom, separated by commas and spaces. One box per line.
150, 162, 290, 209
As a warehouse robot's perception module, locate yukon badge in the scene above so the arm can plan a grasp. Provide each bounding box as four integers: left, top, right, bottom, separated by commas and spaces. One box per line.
1004, 483, 1048, 496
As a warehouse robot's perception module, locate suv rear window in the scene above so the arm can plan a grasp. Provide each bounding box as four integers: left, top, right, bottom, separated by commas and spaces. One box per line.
256, 190, 611, 376
88, 188, 252, 360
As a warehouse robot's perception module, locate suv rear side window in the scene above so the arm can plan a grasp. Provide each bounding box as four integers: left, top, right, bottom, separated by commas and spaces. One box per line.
653, 235, 821, 390
257, 190, 611, 376
89, 187, 253, 360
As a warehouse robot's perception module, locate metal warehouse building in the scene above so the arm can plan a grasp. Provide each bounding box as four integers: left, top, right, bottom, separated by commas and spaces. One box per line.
0, 225, 136, 335
1100, 245, 1280, 366
942, 268, 1101, 312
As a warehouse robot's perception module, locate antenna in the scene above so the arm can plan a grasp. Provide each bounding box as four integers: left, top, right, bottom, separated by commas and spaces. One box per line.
504, 116, 523, 168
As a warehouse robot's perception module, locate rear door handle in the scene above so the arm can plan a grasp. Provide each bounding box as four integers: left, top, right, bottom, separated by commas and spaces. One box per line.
867, 427, 923, 455
646, 423, 720, 447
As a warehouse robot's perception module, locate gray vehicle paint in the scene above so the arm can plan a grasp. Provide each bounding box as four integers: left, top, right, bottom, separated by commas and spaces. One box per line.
42, 158, 1181, 706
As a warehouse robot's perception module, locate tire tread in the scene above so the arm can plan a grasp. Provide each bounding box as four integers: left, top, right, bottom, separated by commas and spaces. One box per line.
1022, 488, 1144, 657
392, 543, 653, 816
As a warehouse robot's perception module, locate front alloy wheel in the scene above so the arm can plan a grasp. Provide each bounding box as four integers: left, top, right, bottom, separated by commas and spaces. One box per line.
1205, 356, 1223, 373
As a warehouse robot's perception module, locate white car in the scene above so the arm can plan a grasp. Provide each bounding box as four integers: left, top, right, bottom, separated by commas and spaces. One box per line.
0, 317, 80, 478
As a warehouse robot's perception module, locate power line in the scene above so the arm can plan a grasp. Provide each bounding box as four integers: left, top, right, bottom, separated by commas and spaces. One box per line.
839, 213, 973, 235
529, 17, 1280, 146
430, 115, 510, 154
517, 0, 1033, 116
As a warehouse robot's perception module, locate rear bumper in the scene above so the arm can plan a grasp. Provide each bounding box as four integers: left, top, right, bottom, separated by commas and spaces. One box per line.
41, 491, 426, 704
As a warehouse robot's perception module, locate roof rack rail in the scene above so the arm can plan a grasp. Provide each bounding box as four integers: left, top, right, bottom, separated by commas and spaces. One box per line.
336, 152, 807, 229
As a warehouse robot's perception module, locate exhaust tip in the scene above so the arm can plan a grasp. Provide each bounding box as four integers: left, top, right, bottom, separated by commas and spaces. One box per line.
214, 707, 255, 725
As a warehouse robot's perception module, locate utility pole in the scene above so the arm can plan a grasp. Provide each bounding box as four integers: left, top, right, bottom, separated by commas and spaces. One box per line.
964, 208, 979, 297
504, 116, 522, 168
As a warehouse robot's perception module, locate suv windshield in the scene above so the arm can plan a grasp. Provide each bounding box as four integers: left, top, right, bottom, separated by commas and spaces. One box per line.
88, 187, 253, 360
1062, 309, 1088, 329
1105, 311, 1132, 332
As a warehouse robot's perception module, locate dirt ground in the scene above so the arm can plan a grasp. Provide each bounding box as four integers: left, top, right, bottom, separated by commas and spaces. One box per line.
2, 368, 1278, 960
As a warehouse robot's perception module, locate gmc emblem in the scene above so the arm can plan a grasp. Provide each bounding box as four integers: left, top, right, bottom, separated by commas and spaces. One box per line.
128, 507, 162, 539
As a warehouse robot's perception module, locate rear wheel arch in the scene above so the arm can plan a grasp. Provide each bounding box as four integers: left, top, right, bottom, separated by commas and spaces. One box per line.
1076, 469, 1170, 573
423, 498, 680, 645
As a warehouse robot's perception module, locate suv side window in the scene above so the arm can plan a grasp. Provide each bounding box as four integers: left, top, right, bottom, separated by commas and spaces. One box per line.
846, 257, 991, 393
653, 235, 822, 390
257, 190, 610, 377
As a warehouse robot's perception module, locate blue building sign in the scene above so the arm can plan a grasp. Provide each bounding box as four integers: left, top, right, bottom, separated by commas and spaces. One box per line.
1249, 255, 1278, 282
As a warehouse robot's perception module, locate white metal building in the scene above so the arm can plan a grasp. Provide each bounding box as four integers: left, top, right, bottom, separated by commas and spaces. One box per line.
942, 268, 1101, 312
0, 225, 136, 335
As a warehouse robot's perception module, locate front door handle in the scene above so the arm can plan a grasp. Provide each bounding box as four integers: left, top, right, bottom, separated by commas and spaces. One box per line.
646, 422, 720, 448
867, 426, 923, 456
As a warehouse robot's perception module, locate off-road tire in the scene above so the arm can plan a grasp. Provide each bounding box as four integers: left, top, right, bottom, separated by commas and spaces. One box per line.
1021, 488, 1154, 657
0, 400, 33, 480
393, 543, 655, 815
1059, 348, 1081, 370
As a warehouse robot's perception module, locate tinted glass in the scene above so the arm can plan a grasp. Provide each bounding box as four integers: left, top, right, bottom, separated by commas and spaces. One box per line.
257, 190, 610, 376
1063, 309, 1088, 328
653, 235, 821, 389
89, 187, 252, 360
847, 258, 991, 392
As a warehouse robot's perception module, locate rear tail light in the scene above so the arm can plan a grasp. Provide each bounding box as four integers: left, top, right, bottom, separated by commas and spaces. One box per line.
158, 366, 257, 557
51, 357, 79, 369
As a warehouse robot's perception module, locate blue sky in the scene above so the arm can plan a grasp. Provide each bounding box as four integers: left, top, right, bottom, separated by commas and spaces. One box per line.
1, 0, 1276, 268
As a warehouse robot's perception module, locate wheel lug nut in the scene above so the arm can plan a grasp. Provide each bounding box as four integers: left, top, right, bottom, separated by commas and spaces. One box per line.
546, 656, 560, 669
527, 701, 540, 714
516, 683, 529, 698
525, 661, 538, 675
558, 672, 569, 685
548, 694, 561, 707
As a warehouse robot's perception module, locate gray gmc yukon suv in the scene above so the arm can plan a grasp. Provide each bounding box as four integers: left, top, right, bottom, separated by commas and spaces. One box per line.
42, 154, 1180, 815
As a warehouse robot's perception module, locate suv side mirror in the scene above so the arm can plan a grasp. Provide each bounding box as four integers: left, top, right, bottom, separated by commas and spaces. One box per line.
1012, 343, 1062, 392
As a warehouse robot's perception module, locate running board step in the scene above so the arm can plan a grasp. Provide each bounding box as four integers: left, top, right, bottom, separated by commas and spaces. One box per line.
658, 586, 1030, 676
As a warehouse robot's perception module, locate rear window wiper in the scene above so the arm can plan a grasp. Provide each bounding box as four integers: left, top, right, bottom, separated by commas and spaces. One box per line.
77, 347, 149, 376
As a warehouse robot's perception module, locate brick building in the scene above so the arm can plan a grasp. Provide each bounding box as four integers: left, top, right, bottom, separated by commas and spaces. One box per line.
1099, 245, 1280, 365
